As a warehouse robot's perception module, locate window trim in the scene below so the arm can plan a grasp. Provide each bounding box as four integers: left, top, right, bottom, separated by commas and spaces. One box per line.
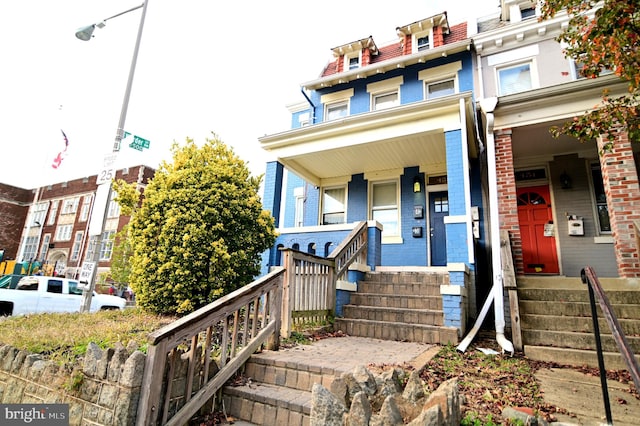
55, 224, 73, 242
418, 61, 461, 99
412, 28, 433, 54
345, 51, 361, 70
47, 200, 59, 225
320, 185, 348, 226
425, 78, 457, 100
588, 161, 611, 235
321, 88, 354, 122
325, 101, 349, 121
369, 178, 401, 243
496, 60, 538, 96
372, 90, 399, 111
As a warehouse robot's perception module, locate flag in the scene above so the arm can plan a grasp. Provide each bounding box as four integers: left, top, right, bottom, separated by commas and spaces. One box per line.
52, 130, 69, 169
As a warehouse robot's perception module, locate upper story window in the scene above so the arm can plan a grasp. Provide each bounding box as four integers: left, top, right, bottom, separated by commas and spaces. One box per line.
521, 7, 536, 20
107, 191, 120, 218
417, 35, 430, 51
419, 61, 461, 100
373, 91, 399, 110
47, 200, 59, 225
348, 55, 360, 70
80, 195, 92, 222
40, 234, 51, 261
31, 202, 48, 227
426, 79, 455, 99
326, 102, 348, 121
322, 186, 347, 225
61, 197, 79, 215
55, 224, 73, 242
321, 88, 353, 122
497, 62, 533, 96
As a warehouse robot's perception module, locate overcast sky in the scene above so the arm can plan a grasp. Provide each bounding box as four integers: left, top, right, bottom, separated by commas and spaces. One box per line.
0, 0, 499, 189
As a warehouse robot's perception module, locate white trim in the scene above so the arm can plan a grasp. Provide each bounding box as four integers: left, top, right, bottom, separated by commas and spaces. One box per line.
447, 262, 469, 273
440, 284, 468, 297
364, 169, 403, 181
487, 44, 539, 67
366, 76, 404, 94
336, 280, 358, 291
382, 235, 403, 244
320, 175, 352, 186
418, 61, 462, 83
444, 215, 467, 224
320, 88, 354, 104
594, 236, 614, 244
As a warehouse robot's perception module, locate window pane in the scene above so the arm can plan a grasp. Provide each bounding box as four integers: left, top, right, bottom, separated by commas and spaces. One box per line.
417, 36, 429, 51
498, 63, 532, 95
591, 165, 611, 232
326, 103, 348, 121
374, 92, 398, 110
349, 56, 359, 70
373, 182, 396, 207
373, 209, 398, 235
323, 187, 346, 225
427, 80, 455, 99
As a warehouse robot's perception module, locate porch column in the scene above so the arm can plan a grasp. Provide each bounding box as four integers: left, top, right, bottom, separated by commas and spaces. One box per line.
262, 161, 284, 228
597, 131, 640, 277
494, 128, 523, 275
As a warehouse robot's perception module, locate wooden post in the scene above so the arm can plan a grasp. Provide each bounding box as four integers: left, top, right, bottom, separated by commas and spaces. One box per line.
501, 230, 522, 351
281, 250, 293, 338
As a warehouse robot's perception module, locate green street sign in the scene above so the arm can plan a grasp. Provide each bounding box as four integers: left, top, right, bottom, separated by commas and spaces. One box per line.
128, 134, 150, 151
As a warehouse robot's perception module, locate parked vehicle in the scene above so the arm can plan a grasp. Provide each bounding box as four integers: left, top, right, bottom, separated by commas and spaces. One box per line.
0, 276, 126, 316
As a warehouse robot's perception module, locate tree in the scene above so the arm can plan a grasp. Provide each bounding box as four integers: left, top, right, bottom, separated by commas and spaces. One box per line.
109, 180, 142, 288
542, 0, 639, 148
124, 134, 276, 315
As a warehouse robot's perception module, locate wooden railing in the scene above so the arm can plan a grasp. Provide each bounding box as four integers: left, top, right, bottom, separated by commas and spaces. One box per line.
136, 270, 284, 426
136, 221, 369, 425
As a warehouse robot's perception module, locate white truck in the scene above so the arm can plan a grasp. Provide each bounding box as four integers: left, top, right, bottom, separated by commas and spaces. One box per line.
0, 275, 126, 316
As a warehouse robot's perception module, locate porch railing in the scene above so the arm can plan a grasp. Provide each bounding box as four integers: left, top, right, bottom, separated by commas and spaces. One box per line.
136, 221, 368, 425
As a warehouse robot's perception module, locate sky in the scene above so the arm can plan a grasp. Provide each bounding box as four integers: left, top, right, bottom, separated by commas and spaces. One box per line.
0, 0, 499, 189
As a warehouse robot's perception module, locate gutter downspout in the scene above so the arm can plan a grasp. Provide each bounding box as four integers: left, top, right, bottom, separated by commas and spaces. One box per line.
457, 97, 514, 355
300, 88, 316, 125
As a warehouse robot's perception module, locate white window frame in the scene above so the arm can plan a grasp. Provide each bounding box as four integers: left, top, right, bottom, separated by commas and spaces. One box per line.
372, 91, 399, 111
412, 29, 433, 53
325, 101, 348, 121
496, 60, 537, 96
39, 234, 51, 262
426, 78, 456, 99
367, 175, 401, 243
99, 230, 116, 261
80, 195, 92, 222
367, 76, 403, 112
293, 187, 304, 227
345, 51, 361, 70
22, 235, 38, 261
55, 224, 73, 242
61, 197, 80, 215
588, 162, 611, 235
321, 89, 354, 122
31, 202, 48, 227
418, 61, 461, 100
107, 191, 120, 218
321, 185, 347, 225
47, 200, 59, 225
71, 231, 84, 261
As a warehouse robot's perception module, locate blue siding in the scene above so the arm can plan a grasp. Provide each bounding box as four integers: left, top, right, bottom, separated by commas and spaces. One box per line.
304, 186, 320, 226
347, 174, 368, 222
282, 172, 305, 228
262, 162, 284, 228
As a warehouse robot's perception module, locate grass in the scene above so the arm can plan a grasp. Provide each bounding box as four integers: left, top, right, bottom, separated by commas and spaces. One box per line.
0, 308, 177, 368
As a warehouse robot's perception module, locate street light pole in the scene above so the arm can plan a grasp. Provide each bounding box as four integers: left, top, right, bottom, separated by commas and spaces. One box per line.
79, 1, 150, 312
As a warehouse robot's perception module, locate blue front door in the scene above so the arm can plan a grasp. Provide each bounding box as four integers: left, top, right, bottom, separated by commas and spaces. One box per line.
429, 191, 448, 266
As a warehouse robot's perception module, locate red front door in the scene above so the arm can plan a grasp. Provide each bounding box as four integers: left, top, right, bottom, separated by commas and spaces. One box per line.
517, 185, 559, 274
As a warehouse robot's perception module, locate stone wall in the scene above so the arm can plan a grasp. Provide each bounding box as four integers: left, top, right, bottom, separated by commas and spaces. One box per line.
0, 342, 145, 426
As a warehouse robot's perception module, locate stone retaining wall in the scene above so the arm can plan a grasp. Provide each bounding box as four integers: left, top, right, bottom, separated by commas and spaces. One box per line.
0, 342, 145, 426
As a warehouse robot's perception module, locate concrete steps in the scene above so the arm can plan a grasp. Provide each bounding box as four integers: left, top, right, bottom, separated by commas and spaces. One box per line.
516, 276, 640, 369
334, 271, 458, 345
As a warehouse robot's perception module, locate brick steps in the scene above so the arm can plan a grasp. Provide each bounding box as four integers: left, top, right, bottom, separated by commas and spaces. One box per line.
335, 271, 458, 344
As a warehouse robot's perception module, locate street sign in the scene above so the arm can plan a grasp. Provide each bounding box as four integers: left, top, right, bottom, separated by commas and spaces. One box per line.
129, 134, 150, 151
79, 261, 96, 284
96, 168, 116, 184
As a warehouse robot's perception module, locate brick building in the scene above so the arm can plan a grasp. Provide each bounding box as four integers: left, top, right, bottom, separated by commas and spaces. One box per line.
7, 165, 154, 279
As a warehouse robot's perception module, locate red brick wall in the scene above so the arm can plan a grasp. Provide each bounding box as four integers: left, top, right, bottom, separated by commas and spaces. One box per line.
432, 26, 444, 48
361, 49, 370, 67
597, 132, 640, 277
494, 129, 524, 275
402, 35, 412, 55
0, 184, 32, 260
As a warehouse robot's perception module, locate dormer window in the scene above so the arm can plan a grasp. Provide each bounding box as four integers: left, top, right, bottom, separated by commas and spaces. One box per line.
348, 56, 360, 70
417, 35, 430, 51
521, 7, 536, 20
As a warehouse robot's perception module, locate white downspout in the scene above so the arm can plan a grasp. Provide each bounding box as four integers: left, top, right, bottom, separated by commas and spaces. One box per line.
457, 97, 514, 355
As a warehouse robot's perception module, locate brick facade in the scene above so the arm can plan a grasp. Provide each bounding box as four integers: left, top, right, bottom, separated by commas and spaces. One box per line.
494, 129, 524, 275
0, 184, 32, 260
598, 132, 640, 277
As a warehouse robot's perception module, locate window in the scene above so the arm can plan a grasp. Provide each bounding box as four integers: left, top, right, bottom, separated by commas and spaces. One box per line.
55, 224, 73, 241
31, 202, 48, 227
294, 192, 304, 227
348, 56, 360, 70
47, 200, 59, 225
521, 7, 536, 20
22, 236, 38, 261
322, 187, 346, 225
426, 79, 455, 99
99, 230, 116, 260
61, 197, 79, 214
47, 279, 63, 294
107, 191, 120, 218
325, 102, 348, 121
591, 164, 611, 233
373, 91, 399, 110
497, 62, 532, 95
417, 35, 430, 51
80, 195, 92, 222
39, 234, 51, 261
371, 181, 399, 236
71, 232, 84, 261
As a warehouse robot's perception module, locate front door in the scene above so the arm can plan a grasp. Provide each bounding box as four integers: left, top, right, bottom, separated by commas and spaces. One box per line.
429, 191, 448, 266
517, 185, 559, 274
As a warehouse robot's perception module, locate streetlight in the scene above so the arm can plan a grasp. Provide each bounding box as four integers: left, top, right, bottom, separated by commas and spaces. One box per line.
78, 2, 150, 312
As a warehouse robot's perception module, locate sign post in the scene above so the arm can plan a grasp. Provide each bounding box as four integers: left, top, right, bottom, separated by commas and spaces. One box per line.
79, 261, 96, 286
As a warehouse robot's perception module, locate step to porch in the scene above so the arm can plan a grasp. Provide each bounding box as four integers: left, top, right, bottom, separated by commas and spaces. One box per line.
334, 271, 458, 345
516, 277, 640, 370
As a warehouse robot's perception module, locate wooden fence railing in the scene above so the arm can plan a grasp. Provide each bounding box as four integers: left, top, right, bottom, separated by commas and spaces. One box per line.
136, 221, 369, 425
